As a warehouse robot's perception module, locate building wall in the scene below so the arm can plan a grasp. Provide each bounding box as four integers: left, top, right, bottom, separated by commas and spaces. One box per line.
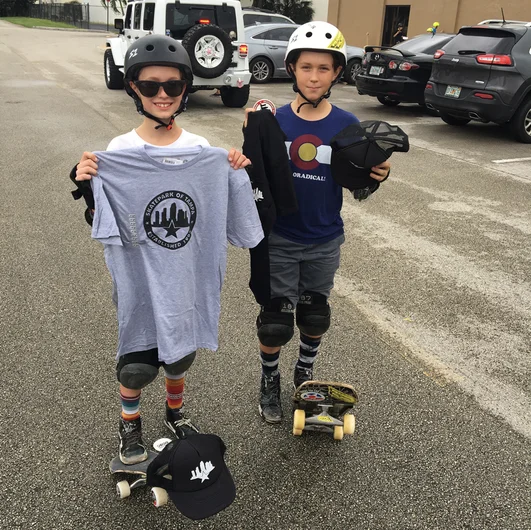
88, 3, 117, 25
328, 0, 531, 48
312, 0, 330, 22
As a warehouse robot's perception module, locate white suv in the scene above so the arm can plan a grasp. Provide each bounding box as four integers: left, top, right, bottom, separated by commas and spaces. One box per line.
104, 0, 251, 108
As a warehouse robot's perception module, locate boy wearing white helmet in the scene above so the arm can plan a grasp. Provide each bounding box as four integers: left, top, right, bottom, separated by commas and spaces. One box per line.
247, 22, 391, 423
72, 35, 255, 463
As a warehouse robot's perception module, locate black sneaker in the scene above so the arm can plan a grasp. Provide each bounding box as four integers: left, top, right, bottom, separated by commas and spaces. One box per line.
164, 403, 199, 439
293, 364, 314, 389
259, 372, 283, 424
119, 417, 148, 465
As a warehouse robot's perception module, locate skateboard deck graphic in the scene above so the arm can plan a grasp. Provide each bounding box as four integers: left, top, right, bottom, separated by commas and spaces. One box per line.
292, 381, 358, 440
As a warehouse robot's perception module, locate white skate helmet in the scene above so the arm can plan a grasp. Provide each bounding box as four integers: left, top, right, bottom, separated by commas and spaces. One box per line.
285, 21, 347, 76
284, 22, 347, 111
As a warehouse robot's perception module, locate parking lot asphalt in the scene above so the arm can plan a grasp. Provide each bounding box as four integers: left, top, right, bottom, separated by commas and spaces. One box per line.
1, 22, 530, 530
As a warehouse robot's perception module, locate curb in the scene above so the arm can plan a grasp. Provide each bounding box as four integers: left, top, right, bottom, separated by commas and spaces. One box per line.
32, 25, 117, 34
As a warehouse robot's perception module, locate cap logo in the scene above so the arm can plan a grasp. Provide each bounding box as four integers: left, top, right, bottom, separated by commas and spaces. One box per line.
129, 48, 138, 59
328, 31, 345, 50
191, 461, 215, 483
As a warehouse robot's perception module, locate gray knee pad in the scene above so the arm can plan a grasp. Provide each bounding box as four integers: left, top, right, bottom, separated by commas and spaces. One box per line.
296, 292, 331, 336
163, 351, 197, 376
118, 363, 159, 390
257, 297, 295, 347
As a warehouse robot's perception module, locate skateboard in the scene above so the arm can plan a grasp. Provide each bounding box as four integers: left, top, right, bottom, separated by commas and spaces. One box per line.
109, 438, 172, 506
292, 381, 358, 440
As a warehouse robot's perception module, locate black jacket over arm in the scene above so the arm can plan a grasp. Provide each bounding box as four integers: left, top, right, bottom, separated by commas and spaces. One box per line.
243, 110, 298, 306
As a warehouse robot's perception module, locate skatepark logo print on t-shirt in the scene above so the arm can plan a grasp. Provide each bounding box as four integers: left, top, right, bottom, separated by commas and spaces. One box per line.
143, 190, 197, 250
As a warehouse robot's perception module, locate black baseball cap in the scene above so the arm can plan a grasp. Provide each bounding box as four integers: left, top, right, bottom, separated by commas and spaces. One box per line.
330, 120, 409, 190
146, 434, 236, 520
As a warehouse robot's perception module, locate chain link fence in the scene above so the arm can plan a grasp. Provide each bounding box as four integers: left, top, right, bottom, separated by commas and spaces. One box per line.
28, 3, 91, 29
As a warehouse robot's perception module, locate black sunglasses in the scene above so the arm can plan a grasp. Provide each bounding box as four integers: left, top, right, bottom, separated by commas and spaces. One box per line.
134, 80, 186, 98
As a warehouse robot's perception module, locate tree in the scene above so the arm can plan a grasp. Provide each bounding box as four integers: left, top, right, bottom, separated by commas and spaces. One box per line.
101, 0, 126, 15
254, 0, 314, 24
0, 0, 36, 17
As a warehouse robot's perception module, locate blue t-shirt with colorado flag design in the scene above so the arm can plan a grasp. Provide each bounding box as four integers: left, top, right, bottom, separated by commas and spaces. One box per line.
273, 104, 359, 244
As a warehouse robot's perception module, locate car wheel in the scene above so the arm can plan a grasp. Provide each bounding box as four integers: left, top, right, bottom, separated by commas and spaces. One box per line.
440, 113, 471, 126
220, 85, 250, 108
104, 49, 124, 90
182, 24, 233, 79
377, 96, 400, 107
250, 57, 273, 84
509, 97, 531, 143
344, 58, 361, 85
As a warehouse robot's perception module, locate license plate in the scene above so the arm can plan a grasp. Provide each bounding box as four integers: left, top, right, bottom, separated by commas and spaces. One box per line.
445, 85, 462, 98
369, 65, 384, 76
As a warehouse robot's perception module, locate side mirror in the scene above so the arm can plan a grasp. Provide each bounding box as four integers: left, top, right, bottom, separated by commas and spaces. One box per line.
114, 18, 124, 30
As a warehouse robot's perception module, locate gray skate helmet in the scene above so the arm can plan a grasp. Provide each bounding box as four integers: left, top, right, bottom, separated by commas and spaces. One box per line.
124, 35, 193, 129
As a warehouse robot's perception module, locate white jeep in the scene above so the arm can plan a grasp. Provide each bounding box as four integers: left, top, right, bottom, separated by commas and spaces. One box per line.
104, 0, 251, 108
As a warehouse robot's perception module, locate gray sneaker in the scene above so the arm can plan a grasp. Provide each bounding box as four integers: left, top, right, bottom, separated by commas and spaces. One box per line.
164, 403, 200, 439
118, 417, 148, 465
259, 372, 283, 423
293, 364, 314, 389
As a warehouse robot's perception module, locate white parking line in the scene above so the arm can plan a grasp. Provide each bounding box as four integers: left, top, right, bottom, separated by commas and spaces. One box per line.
492, 157, 531, 164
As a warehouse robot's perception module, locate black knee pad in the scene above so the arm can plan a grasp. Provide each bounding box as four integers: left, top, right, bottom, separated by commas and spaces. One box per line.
163, 351, 197, 376
296, 292, 331, 336
256, 297, 295, 347
117, 363, 159, 390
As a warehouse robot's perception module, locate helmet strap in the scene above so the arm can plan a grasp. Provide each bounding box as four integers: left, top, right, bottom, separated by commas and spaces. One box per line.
290, 68, 344, 114
294, 84, 332, 113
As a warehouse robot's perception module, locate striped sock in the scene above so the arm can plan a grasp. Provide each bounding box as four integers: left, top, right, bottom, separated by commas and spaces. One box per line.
297, 334, 321, 369
165, 371, 185, 410
260, 349, 280, 376
121, 390, 141, 421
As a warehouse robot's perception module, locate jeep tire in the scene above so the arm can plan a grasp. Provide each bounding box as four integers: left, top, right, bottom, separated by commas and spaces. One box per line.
220, 85, 250, 108
104, 49, 124, 90
182, 24, 233, 79
509, 97, 531, 144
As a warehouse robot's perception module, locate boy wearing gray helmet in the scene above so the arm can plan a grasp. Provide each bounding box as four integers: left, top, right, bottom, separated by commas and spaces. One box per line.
73, 35, 258, 463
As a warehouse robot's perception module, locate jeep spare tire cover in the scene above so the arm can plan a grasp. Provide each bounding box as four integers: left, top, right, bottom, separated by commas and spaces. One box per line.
182, 24, 233, 79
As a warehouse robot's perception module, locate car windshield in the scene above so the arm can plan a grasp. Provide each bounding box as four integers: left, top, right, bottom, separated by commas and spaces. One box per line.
166, 3, 237, 39
442, 29, 515, 55
394, 34, 453, 54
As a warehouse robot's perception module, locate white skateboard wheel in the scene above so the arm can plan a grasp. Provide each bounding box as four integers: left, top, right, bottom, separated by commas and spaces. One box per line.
343, 414, 355, 435
152, 487, 169, 507
293, 409, 305, 431
116, 480, 131, 499
333, 426, 344, 441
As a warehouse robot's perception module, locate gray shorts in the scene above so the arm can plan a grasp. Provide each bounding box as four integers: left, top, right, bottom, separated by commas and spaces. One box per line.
269, 232, 345, 306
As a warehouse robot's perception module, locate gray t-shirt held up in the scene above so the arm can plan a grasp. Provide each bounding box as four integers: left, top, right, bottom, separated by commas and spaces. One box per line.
91, 145, 264, 363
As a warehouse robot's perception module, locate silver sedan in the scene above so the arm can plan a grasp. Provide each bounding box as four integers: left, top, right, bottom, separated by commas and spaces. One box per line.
245, 23, 364, 85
